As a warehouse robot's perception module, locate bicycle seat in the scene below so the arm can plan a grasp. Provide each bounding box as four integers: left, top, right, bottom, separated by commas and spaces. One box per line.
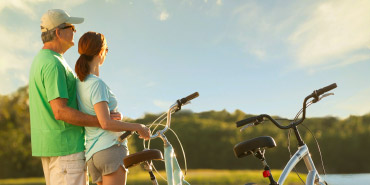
123, 149, 164, 168
234, 136, 276, 158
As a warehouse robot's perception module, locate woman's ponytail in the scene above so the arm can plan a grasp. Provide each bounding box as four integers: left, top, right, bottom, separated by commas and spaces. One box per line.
75, 54, 92, 81
75, 31, 106, 81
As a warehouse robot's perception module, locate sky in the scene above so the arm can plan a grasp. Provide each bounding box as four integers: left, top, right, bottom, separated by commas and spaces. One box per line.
0, 0, 369, 119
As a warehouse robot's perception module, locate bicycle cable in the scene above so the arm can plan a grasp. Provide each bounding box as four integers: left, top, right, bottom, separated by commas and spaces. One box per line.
266, 116, 305, 184
143, 112, 167, 149
301, 123, 327, 177
143, 123, 189, 181
287, 93, 333, 184
288, 100, 314, 185
287, 129, 305, 184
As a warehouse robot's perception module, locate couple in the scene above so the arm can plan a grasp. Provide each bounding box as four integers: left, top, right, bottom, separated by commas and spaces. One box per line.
28, 9, 150, 185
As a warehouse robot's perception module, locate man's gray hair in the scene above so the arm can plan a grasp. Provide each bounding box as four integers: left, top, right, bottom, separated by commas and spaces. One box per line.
41, 27, 57, 44
41, 23, 68, 43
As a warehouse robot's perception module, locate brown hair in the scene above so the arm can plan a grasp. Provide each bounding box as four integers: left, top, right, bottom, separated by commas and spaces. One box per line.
75, 31, 107, 81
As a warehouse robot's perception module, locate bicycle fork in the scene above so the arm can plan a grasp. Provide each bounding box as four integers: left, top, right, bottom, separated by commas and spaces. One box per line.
303, 154, 327, 185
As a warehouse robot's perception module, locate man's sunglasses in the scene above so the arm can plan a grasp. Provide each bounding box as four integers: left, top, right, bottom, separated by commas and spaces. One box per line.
60, 25, 76, 32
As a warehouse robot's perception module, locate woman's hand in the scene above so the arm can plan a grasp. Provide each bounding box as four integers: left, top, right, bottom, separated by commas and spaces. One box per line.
135, 124, 151, 140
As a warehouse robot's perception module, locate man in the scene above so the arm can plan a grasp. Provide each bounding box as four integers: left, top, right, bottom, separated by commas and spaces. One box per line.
28, 9, 150, 185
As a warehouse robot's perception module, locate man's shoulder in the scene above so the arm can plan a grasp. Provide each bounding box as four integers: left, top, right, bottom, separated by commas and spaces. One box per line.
33, 49, 63, 67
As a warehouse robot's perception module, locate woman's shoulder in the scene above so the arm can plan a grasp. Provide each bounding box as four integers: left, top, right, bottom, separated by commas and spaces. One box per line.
84, 75, 111, 90
80, 74, 103, 84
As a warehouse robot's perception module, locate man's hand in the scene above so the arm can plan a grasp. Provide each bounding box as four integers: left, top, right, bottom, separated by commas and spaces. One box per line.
110, 111, 123, 121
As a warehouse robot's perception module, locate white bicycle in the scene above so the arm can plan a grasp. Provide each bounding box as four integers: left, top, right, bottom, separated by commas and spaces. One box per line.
120, 92, 199, 185
234, 83, 337, 185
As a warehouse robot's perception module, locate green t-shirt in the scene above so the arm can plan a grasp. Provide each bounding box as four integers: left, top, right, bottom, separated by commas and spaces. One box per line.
29, 49, 84, 157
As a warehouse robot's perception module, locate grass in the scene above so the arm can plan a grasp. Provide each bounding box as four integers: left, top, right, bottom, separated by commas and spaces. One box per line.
0, 168, 306, 185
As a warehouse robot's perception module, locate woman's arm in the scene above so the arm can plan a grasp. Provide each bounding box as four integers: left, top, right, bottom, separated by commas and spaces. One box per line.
94, 101, 151, 139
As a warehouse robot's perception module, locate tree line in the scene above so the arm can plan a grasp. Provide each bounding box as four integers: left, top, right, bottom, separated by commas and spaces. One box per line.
0, 86, 369, 178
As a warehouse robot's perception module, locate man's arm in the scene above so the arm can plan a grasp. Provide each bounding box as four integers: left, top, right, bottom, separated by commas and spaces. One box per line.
49, 98, 102, 127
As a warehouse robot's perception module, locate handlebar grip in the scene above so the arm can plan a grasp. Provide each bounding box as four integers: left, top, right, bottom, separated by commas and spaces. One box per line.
179, 92, 199, 105
315, 83, 337, 96
119, 131, 133, 141
236, 115, 263, 127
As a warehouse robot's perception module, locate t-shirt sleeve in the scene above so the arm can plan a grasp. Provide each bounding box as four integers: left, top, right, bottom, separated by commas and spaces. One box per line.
43, 63, 69, 102
90, 80, 110, 105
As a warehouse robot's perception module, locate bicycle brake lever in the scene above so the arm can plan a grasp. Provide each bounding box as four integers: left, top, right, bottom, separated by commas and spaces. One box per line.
321, 92, 334, 98
240, 123, 255, 132
313, 92, 334, 103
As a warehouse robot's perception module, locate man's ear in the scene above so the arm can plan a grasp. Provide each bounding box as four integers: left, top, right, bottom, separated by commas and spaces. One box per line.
55, 29, 61, 39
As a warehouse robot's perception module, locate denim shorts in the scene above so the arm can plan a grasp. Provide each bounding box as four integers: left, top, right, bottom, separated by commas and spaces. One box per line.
86, 144, 129, 183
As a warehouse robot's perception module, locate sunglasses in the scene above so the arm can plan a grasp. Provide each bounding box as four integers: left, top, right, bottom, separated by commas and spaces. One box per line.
60, 25, 76, 32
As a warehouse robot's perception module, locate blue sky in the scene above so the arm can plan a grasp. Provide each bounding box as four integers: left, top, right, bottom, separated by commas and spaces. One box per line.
0, 0, 369, 119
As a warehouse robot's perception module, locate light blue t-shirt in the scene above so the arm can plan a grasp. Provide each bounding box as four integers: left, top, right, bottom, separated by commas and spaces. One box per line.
76, 74, 127, 161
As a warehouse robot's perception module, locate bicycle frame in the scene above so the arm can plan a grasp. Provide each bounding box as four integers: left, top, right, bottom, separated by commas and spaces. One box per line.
159, 134, 190, 185
278, 144, 326, 185
145, 93, 198, 185
235, 84, 337, 185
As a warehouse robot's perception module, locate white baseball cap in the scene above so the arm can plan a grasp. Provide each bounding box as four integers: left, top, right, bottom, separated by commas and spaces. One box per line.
41, 9, 84, 32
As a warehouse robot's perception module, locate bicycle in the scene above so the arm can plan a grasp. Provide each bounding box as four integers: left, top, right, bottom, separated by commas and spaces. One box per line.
233, 83, 337, 185
119, 92, 199, 185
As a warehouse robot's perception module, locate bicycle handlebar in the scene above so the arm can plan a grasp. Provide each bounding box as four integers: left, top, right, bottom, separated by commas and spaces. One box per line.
119, 92, 199, 141
178, 92, 199, 106
236, 115, 264, 127
118, 131, 134, 142
314, 83, 337, 97
236, 83, 337, 129
150, 92, 199, 139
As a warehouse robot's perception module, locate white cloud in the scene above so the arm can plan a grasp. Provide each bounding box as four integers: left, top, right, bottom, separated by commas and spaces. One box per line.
145, 81, 157, 87
159, 11, 169, 21
289, 0, 370, 68
0, 26, 41, 95
308, 54, 370, 74
250, 48, 266, 60
153, 100, 172, 109
0, 27, 40, 72
0, 0, 88, 95
0, 0, 88, 18
230, 1, 370, 69
0, 0, 48, 18
153, 0, 170, 21
230, 2, 288, 61
337, 87, 370, 116
216, 0, 222, 6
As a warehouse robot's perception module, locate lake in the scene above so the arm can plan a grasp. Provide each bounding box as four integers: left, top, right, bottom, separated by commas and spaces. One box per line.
324, 173, 370, 185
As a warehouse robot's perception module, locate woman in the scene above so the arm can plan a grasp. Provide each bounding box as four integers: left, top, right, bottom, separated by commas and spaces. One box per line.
75, 31, 150, 185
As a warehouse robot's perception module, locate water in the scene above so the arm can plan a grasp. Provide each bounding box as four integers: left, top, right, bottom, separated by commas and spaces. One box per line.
324, 173, 370, 185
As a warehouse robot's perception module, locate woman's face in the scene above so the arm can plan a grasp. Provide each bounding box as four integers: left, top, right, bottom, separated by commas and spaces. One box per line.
99, 46, 108, 66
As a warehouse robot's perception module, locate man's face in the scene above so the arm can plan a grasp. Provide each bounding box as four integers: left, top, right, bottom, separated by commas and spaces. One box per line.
57, 23, 76, 49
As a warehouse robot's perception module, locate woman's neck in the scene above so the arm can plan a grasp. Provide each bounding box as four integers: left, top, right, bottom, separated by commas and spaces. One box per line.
89, 57, 100, 76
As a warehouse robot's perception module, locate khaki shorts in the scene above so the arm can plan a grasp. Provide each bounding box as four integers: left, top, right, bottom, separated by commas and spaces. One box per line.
86, 144, 129, 183
41, 151, 88, 185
